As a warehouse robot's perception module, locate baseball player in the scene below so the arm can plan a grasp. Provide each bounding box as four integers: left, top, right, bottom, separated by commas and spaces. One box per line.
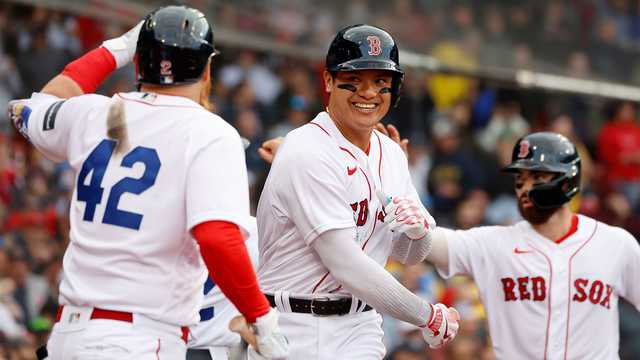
8, 6, 287, 359
256, 24, 460, 359
187, 216, 260, 360
426, 132, 640, 359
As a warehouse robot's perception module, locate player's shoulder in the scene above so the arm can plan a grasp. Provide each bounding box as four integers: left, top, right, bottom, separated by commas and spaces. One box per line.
116, 92, 229, 129
457, 224, 516, 241
287, 121, 333, 145
280, 123, 341, 161
373, 129, 405, 158
29, 92, 110, 109
73, 93, 112, 103
586, 214, 637, 245
190, 110, 239, 138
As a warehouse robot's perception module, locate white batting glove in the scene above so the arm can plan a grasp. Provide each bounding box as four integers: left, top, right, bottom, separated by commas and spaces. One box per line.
376, 190, 436, 240
102, 21, 144, 69
421, 303, 460, 349
250, 308, 289, 359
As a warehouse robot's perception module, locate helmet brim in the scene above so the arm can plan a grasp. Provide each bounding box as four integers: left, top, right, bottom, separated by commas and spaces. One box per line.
501, 160, 569, 174
331, 59, 404, 74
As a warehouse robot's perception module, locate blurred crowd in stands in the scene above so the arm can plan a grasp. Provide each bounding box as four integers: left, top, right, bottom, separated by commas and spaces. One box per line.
0, 1, 639, 359
203, 0, 640, 84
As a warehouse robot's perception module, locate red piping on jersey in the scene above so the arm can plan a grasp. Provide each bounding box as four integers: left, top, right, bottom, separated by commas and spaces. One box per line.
374, 131, 383, 187
329, 285, 343, 293
555, 214, 579, 244
339, 146, 357, 160
564, 221, 598, 360
307, 122, 360, 164
364, 141, 371, 156
116, 93, 202, 109
312, 271, 331, 293
361, 211, 378, 251
308, 121, 331, 137
312, 208, 378, 293
360, 168, 372, 200
526, 242, 553, 360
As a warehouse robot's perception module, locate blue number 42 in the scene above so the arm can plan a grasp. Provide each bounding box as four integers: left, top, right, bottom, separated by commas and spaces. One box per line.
77, 139, 161, 230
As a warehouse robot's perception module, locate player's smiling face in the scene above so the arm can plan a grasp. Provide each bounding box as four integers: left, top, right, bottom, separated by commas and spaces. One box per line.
325, 69, 393, 130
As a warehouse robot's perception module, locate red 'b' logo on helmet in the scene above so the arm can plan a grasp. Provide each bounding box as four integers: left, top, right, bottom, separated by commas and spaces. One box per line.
517, 140, 530, 158
367, 36, 382, 56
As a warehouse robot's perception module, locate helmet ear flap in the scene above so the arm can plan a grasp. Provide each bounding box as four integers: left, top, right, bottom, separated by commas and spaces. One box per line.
529, 176, 571, 209
528, 164, 581, 210
391, 73, 403, 107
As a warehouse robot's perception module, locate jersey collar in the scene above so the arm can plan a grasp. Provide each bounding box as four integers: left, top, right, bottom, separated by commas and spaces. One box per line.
116, 92, 203, 109
312, 111, 374, 160
522, 214, 596, 249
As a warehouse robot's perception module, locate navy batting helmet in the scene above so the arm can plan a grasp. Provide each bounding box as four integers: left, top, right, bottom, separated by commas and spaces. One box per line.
136, 5, 218, 86
502, 132, 581, 209
326, 24, 404, 107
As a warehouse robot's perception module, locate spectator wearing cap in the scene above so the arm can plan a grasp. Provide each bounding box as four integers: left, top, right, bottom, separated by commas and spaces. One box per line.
475, 89, 529, 154
219, 50, 282, 106
427, 117, 485, 226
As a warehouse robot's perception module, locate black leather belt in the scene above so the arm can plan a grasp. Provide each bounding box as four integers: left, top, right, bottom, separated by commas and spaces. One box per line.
186, 349, 213, 360
266, 294, 372, 316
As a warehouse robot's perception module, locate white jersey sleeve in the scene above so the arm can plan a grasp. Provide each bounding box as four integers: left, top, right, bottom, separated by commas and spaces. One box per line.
21, 92, 108, 162
618, 228, 640, 311
275, 137, 354, 245
185, 125, 250, 233
389, 147, 433, 264
436, 226, 506, 279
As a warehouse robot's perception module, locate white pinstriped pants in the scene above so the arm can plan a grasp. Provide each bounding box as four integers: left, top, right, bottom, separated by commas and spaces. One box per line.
46, 306, 187, 360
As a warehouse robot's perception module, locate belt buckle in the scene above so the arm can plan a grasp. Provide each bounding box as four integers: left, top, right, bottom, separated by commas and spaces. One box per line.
310, 297, 332, 317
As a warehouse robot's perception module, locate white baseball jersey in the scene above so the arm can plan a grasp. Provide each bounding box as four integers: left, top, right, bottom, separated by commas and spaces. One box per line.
189, 216, 259, 349
438, 214, 640, 360
16, 91, 251, 327
257, 111, 424, 296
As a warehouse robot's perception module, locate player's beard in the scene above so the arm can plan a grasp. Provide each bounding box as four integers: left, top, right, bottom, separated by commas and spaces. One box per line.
200, 80, 214, 112
518, 195, 557, 225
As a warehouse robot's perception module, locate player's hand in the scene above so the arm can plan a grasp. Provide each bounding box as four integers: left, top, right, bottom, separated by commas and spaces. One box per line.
250, 308, 289, 359
421, 303, 460, 349
8, 99, 31, 140
375, 122, 409, 158
258, 137, 284, 164
376, 190, 435, 241
102, 21, 144, 69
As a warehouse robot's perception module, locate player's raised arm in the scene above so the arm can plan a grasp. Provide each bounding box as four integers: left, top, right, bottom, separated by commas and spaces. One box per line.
8, 21, 143, 162
41, 21, 142, 99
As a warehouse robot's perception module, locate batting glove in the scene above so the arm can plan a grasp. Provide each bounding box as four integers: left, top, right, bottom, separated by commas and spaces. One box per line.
102, 21, 144, 69
249, 308, 289, 359
8, 99, 31, 140
376, 190, 436, 241
421, 303, 460, 349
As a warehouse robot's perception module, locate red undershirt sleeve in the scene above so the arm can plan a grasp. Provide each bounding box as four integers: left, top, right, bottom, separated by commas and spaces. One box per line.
192, 220, 270, 323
